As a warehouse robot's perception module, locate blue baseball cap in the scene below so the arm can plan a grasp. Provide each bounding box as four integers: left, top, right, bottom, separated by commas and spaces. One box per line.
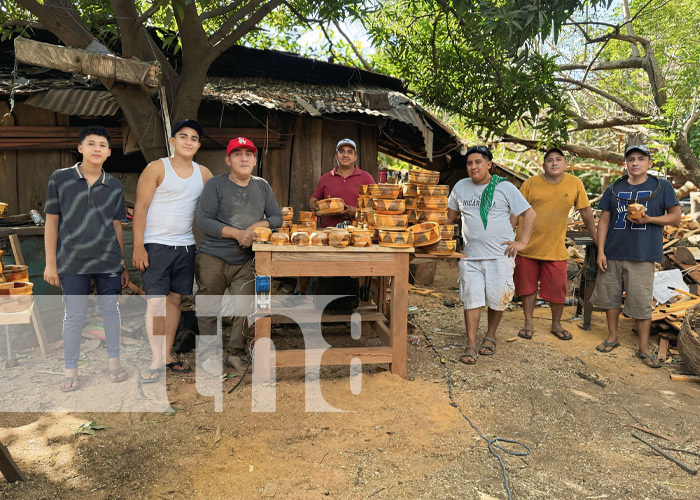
336, 138, 357, 151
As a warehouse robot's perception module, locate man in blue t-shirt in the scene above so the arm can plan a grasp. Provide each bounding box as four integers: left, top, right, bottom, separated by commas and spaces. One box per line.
591, 145, 681, 368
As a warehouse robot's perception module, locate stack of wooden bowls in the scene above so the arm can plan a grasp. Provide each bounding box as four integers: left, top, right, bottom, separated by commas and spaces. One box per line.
0, 263, 33, 313
299, 211, 317, 231
365, 184, 413, 248
423, 222, 457, 256
0, 202, 7, 221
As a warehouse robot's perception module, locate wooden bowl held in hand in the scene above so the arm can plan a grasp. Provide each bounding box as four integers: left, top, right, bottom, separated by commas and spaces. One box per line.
315, 198, 345, 216
627, 202, 646, 220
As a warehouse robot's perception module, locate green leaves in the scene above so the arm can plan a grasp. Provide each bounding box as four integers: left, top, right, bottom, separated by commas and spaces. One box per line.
74, 421, 106, 436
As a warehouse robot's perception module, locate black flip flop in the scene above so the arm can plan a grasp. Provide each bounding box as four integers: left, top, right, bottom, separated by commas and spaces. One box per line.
596, 339, 620, 353
634, 351, 661, 368
517, 328, 534, 339
551, 329, 573, 341
166, 360, 192, 374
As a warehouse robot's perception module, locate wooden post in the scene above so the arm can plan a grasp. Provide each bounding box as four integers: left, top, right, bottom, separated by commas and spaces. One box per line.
8, 234, 49, 356
390, 253, 409, 377
0, 440, 26, 482
14, 38, 161, 89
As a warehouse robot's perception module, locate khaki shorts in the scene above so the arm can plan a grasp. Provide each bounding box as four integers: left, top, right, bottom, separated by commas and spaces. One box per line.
590, 259, 655, 319
459, 257, 515, 311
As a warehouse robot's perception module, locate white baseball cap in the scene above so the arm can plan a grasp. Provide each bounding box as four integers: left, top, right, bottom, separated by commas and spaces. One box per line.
336, 138, 357, 151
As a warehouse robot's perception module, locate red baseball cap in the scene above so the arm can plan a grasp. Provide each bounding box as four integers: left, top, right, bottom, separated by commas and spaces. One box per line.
227, 137, 257, 155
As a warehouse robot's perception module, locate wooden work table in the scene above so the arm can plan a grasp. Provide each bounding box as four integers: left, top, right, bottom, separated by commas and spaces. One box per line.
252, 243, 413, 378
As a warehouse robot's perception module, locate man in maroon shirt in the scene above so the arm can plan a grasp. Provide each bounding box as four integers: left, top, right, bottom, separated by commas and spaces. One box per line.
309, 139, 375, 227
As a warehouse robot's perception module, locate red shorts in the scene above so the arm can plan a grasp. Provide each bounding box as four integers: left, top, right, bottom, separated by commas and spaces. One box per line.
514, 256, 567, 303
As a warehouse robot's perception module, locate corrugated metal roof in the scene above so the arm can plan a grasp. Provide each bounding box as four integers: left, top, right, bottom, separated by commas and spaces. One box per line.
24, 89, 118, 116
202, 77, 436, 158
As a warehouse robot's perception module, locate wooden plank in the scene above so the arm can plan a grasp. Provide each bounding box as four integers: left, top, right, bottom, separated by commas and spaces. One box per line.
359, 123, 379, 181
370, 320, 391, 346
657, 338, 669, 362
0, 440, 26, 483
272, 252, 395, 263
267, 261, 392, 277
670, 373, 700, 382
261, 117, 293, 207
274, 346, 393, 367
15, 37, 161, 88
254, 243, 412, 253
0, 102, 18, 215
270, 310, 385, 325
8, 234, 25, 266
389, 253, 409, 377
289, 116, 323, 213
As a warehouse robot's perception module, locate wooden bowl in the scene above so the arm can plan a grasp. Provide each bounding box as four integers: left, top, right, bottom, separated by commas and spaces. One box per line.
3, 265, 29, 283
271, 233, 290, 246
374, 213, 409, 230
366, 184, 401, 199
402, 184, 418, 197
418, 196, 449, 210
628, 203, 646, 220
281, 207, 294, 221
440, 224, 457, 239
417, 185, 449, 197
329, 229, 351, 248
300, 220, 317, 229
408, 169, 440, 185
424, 239, 456, 256
352, 233, 372, 247
0, 202, 7, 216
0, 281, 33, 295
407, 222, 441, 247
310, 232, 329, 246
372, 199, 406, 215
356, 196, 372, 209
253, 227, 271, 242
417, 210, 448, 224
406, 209, 419, 224
359, 185, 370, 196
378, 230, 414, 248
358, 208, 375, 226
291, 232, 310, 246
315, 198, 345, 216
403, 197, 418, 210
299, 211, 315, 221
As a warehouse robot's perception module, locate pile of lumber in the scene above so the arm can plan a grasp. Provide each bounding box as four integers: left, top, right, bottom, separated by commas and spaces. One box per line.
662, 216, 700, 253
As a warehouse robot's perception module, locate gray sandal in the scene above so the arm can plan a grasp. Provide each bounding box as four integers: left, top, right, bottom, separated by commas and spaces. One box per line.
479, 337, 497, 356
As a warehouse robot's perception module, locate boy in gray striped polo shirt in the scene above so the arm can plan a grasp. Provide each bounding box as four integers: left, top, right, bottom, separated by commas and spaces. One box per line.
44, 126, 130, 391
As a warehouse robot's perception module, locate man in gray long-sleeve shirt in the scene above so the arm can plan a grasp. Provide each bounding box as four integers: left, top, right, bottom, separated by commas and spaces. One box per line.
195, 136, 281, 373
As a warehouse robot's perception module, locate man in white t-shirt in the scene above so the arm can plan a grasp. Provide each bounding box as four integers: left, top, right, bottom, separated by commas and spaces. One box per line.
447, 145, 536, 365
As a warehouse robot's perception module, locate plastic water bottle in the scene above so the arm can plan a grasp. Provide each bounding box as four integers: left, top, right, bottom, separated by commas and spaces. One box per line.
29, 209, 45, 226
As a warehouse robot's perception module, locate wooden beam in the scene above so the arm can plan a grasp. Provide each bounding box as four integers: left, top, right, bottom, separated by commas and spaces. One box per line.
0, 441, 26, 483
14, 38, 161, 88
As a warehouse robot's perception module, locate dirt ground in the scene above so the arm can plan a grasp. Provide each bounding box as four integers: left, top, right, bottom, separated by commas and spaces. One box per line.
1, 260, 700, 500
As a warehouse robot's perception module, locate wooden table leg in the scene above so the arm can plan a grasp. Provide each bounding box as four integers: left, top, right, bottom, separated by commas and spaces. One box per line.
389, 253, 409, 378
253, 252, 273, 382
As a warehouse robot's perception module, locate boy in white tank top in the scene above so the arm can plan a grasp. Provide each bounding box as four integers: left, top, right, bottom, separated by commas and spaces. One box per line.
132, 119, 213, 382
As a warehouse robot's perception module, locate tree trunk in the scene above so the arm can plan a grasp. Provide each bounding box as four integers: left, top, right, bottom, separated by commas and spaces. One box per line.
109, 84, 166, 162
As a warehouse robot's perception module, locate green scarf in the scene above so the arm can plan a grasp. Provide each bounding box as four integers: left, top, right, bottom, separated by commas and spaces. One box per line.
480, 175, 506, 229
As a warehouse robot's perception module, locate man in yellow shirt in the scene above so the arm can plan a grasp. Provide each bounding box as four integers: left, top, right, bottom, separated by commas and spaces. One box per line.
514, 147, 597, 340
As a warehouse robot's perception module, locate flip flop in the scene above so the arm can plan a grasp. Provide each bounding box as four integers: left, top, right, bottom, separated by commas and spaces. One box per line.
166, 360, 192, 374
479, 337, 497, 356
59, 376, 80, 392
459, 346, 478, 365
139, 367, 165, 384
108, 367, 129, 383
634, 351, 661, 369
551, 329, 573, 341
517, 328, 534, 339
596, 339, 620, 353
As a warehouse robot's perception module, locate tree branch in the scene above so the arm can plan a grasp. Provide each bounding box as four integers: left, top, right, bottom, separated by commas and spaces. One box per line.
559, 57, 644, 71
209, 0, 267, 47
501, 134, 625, 165
569, 114, 650, 131
556, 77, 650, 117
621, 0, 641, 57
15, 0, 95, 48
683, 110, 700, 139
200, 0, 245, 22
332, 20, 373, 71
1, 20, 43, 29
136, 0, 169, 25
210, 0, 285, 56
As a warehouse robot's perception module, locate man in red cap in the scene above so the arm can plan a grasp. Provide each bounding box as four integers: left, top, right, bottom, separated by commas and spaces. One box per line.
195, 137, 282, 373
